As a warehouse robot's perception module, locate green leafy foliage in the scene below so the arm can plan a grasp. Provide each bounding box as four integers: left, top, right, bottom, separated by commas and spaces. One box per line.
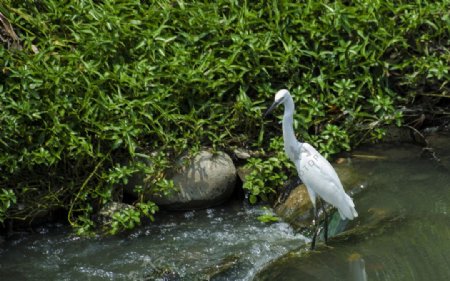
109, 202, 158, 235
110, 207, 141, 235
0, 1, 448, 229
0, 189, 16, 223
243, 137, 293, 203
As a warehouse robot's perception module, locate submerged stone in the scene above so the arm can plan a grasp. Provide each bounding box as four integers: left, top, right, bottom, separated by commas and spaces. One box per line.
426, 132, 450, 171
197, 255, 240, 280
144, 267, 181, 281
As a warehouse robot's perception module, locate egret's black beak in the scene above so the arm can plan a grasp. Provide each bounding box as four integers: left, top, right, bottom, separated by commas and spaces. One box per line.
263, 101, 280, 118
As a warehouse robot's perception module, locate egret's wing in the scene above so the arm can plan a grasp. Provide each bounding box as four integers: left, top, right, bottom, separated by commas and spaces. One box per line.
296, 143, 357, 219
297, 143, 343, 190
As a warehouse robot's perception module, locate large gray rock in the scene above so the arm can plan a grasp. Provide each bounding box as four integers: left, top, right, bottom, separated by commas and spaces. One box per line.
151, 150, 237, 210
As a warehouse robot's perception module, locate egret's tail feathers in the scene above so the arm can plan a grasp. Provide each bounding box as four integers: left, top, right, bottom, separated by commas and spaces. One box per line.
337, 194, 358, 220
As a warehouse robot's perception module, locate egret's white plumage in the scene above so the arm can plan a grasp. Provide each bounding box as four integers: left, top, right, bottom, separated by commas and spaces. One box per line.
265, 89, 358, 220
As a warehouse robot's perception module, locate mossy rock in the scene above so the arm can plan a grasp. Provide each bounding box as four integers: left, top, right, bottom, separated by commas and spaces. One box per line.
274, 163, 364, 230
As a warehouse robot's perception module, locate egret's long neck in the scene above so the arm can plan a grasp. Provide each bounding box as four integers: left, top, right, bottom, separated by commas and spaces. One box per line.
282, 95, 299, 147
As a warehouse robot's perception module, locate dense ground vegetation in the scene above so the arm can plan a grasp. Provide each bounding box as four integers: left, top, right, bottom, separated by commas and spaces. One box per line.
1, 0, 449, 233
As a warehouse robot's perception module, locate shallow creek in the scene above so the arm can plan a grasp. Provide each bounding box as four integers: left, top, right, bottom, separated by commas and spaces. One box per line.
1, 143, 449, 280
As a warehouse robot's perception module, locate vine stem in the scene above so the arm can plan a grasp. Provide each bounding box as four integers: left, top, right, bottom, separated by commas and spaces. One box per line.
67, 153, 109, 226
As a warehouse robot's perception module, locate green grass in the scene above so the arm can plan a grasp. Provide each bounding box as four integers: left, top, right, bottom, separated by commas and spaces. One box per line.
0, 0, 449, 232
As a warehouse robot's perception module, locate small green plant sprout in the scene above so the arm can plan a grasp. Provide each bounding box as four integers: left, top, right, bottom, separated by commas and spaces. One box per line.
257, 207, 280, 223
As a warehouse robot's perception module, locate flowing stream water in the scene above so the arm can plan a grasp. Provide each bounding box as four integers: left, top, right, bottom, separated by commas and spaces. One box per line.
1, 142, 449, 280
0, 202, 307, 280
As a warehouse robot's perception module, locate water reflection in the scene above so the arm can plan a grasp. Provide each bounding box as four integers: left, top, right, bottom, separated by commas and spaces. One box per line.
348, 253, 367, 281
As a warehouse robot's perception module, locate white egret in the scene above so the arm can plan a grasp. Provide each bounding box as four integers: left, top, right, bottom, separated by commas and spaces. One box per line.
264, 89, 358, 249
